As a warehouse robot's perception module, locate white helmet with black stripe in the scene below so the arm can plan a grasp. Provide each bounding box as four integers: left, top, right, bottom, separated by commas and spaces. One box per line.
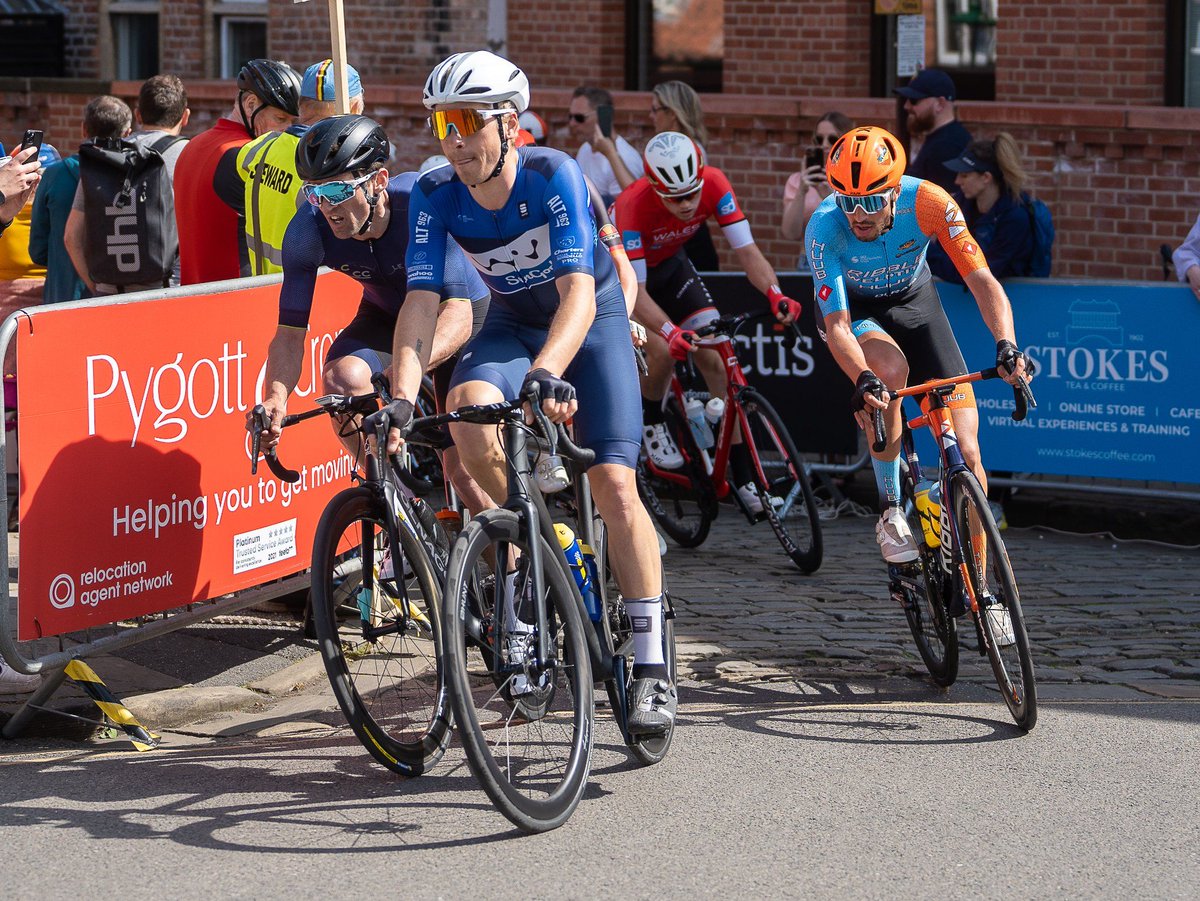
423, 50, 530, 112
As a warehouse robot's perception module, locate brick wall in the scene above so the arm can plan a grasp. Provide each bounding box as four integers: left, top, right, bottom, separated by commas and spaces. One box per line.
724, 0, 872, 97
997, 1, 1166, 106
62, 0, 101, 79
508, 0, 625, 92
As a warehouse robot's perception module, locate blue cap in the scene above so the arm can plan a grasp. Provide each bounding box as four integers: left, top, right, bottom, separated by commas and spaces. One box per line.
893, 68, 957, 102
37, 143, 61, 167
301, 60, 363, 101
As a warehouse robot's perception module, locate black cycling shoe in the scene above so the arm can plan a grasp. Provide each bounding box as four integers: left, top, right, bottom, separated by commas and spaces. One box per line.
626, 677, 677, 736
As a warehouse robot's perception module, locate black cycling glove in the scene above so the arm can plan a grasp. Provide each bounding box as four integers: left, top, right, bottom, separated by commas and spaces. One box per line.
363, 398, 415, 437
522, 368, 576, 405
851, 369, 885, 413
996, 339, 1025, 377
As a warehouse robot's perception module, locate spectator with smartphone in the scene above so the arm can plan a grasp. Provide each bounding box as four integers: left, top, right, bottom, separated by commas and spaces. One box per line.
568, 86, 641, 208
0, 142, 41, 235
0, 141, 57, 308
781, 111, 854, 271
648, 80, 720, 271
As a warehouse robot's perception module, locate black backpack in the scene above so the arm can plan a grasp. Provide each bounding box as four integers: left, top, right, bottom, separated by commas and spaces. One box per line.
79, 133, 184, 287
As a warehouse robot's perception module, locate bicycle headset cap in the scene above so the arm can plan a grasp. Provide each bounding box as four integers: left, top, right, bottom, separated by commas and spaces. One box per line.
825, 125, 906, 195
422, 50, 530, 113
296, 115, 390, 181
643, 131, 704, 197
236, 59, 303, 117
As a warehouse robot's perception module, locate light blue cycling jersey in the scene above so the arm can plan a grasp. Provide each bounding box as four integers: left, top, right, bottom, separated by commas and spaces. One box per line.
805, 175, 985, 320
405, 146, 626, 325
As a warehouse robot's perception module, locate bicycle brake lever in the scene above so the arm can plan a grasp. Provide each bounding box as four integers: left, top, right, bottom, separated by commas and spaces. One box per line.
249, 404, 269, 475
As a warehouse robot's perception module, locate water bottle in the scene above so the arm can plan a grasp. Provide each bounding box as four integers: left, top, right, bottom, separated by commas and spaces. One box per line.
554, 524, 601, 621
685, 395, 714, 449
704, 396, 725, 424
534, 452, 571, 493
913, 479, 942, 548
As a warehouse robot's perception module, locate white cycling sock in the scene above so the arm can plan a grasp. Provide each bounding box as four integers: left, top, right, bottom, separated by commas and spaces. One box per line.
503, 571, 534, 634
627, 596, 665, 667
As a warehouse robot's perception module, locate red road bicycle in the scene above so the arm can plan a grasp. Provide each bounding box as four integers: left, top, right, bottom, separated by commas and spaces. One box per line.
637, 312, 823, 574
875, 367, 1038, 731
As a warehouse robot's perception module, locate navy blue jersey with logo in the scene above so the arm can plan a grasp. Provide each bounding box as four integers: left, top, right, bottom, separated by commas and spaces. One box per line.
278, 171, 488, 328
405, 146, 625, 326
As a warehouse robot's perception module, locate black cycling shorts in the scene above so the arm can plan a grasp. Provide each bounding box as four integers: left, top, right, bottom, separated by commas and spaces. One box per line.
645, 249, 719, 331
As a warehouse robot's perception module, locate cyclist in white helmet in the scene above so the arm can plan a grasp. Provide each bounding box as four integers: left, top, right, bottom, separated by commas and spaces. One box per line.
383, 51, 677, 735
611, 131, 802, 510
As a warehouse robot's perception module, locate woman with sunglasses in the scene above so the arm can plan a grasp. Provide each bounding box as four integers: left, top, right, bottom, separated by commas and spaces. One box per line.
781, 111, 855, 270
253, 114, 493, 515
611, 131, 801, 509
804, 125, 1029, 565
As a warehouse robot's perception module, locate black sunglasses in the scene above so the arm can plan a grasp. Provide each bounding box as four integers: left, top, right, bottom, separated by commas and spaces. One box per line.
813, 133, 838, 145
569, 113, 592, 123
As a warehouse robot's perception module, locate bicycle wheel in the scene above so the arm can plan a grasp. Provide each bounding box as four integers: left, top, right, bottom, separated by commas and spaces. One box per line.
739, 388, 823, 573
442, 508, 593, 833
593, 517, 677, 766
898, 473, 958, 687
951, 471, 1037, 731
637, 394, 717, 548
311, 486, 452, 775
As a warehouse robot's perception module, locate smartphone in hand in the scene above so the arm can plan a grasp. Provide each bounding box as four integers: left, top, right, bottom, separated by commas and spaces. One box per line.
596, 104, 614, 139
19, 129, 44, 155
805, 147, 825, 171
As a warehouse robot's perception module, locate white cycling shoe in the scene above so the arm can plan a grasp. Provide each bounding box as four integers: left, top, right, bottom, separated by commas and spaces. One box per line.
876, 507, 919, 563
642, 423, 683, 469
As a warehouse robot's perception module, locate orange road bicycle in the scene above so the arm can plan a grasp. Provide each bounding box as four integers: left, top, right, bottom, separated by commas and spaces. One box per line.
637, 312, 823, 574
873, 368, 1038, 731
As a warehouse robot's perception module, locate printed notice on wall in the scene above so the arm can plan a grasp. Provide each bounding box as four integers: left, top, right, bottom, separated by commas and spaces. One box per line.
233, 519, 298, 574
896, 15, 925, 78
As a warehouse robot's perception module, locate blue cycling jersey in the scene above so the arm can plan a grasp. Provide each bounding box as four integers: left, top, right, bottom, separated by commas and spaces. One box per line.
405, 146, 625, 326
278, 171, 488, 328
805, 175, 986, 320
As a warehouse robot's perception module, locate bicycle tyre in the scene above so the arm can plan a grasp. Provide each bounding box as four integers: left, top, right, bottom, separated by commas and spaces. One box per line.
637, 394, 717, 548
593, 517, 677, 766
739, 388, 823, 573
951, 471, 1037, 731
442, 508, 593, 833
311, 486, 452, 775
898, 473, 959, 687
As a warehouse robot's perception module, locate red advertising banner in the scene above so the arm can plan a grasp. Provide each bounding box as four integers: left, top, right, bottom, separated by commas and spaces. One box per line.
15, 273, 362, 640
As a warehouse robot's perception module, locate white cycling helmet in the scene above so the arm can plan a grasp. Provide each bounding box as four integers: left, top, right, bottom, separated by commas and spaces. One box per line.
643, 131, 704, 197
423, 50, 530, 113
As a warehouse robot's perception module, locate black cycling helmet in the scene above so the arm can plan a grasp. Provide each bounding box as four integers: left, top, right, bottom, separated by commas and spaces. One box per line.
236, 59, 302, 134
296, 115, 390, 181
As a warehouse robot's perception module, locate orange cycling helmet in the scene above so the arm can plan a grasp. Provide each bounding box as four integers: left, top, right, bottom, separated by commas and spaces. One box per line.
825, 126, 906, 195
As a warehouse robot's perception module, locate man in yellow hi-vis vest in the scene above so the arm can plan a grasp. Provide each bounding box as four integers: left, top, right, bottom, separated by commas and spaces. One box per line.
234, 60, 365, 275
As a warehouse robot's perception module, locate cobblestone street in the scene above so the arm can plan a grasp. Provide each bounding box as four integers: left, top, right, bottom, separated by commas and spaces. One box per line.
667, 505, 1200, 700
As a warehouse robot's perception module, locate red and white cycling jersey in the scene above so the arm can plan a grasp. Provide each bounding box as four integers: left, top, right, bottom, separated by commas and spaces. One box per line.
611, 166, 754, 278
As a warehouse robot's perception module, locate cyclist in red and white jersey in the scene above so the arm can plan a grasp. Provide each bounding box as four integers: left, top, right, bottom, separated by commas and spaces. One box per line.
612, 131, 801, 509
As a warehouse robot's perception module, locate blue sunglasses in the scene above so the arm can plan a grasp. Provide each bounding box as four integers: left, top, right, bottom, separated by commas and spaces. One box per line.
834, 189, 894, 215
301, 171, 375, 207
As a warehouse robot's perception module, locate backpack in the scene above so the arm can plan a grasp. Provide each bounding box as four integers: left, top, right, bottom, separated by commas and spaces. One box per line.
79, 134, 184, 287
1022, 195, 1055, 277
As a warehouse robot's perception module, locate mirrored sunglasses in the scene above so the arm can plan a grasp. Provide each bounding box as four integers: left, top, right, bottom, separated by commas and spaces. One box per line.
834, 189, 894, 215
428, 108, 507, 140
301, 171, 375, 207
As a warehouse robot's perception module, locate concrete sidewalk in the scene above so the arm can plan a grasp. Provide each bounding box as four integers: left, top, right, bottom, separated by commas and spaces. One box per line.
3, 491, 1199, 748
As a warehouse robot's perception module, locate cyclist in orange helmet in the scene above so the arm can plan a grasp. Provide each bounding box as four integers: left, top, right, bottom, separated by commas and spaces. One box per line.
805, 125, 1029, 577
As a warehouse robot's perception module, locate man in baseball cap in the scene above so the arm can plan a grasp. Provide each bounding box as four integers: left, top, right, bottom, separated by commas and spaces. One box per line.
300, 59, 364, 117
893, 67, 971, 193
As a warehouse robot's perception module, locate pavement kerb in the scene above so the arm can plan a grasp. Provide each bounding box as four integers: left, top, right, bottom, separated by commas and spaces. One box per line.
124, 686, 264, 730
246, 649, 329, 697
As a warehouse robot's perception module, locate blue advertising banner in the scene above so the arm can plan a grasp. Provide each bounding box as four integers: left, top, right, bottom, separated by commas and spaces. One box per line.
934, 280, 1200, 483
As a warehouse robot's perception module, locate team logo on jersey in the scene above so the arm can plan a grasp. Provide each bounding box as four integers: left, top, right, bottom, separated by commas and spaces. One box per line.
623, 230, 643, 251
944, 200, 966, 239
962, 241, 977, 256
557, 235, 576, 249
465, 224, 551, 276
818, 285, 832, 301
413, 251, 427, 262
717, 192, 736, 217
518, 201, 530, 218
898, 240, 915, 252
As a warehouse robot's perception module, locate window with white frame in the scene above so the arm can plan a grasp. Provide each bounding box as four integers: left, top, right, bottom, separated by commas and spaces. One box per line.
935, 0, 998, 70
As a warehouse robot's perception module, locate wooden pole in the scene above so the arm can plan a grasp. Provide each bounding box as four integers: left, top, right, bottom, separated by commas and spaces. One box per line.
327, 0, 351, 115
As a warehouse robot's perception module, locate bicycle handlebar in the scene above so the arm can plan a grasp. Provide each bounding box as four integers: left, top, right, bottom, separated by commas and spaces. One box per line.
869, 368, 1037, 453
692, 309, 803, 342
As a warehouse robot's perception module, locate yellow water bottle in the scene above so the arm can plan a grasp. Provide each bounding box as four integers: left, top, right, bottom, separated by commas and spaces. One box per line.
913, 480, 942, 548
554, 523, 601, 621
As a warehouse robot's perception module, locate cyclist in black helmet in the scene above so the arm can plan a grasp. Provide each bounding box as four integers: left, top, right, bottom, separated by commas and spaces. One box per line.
252, 115, 493, 514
